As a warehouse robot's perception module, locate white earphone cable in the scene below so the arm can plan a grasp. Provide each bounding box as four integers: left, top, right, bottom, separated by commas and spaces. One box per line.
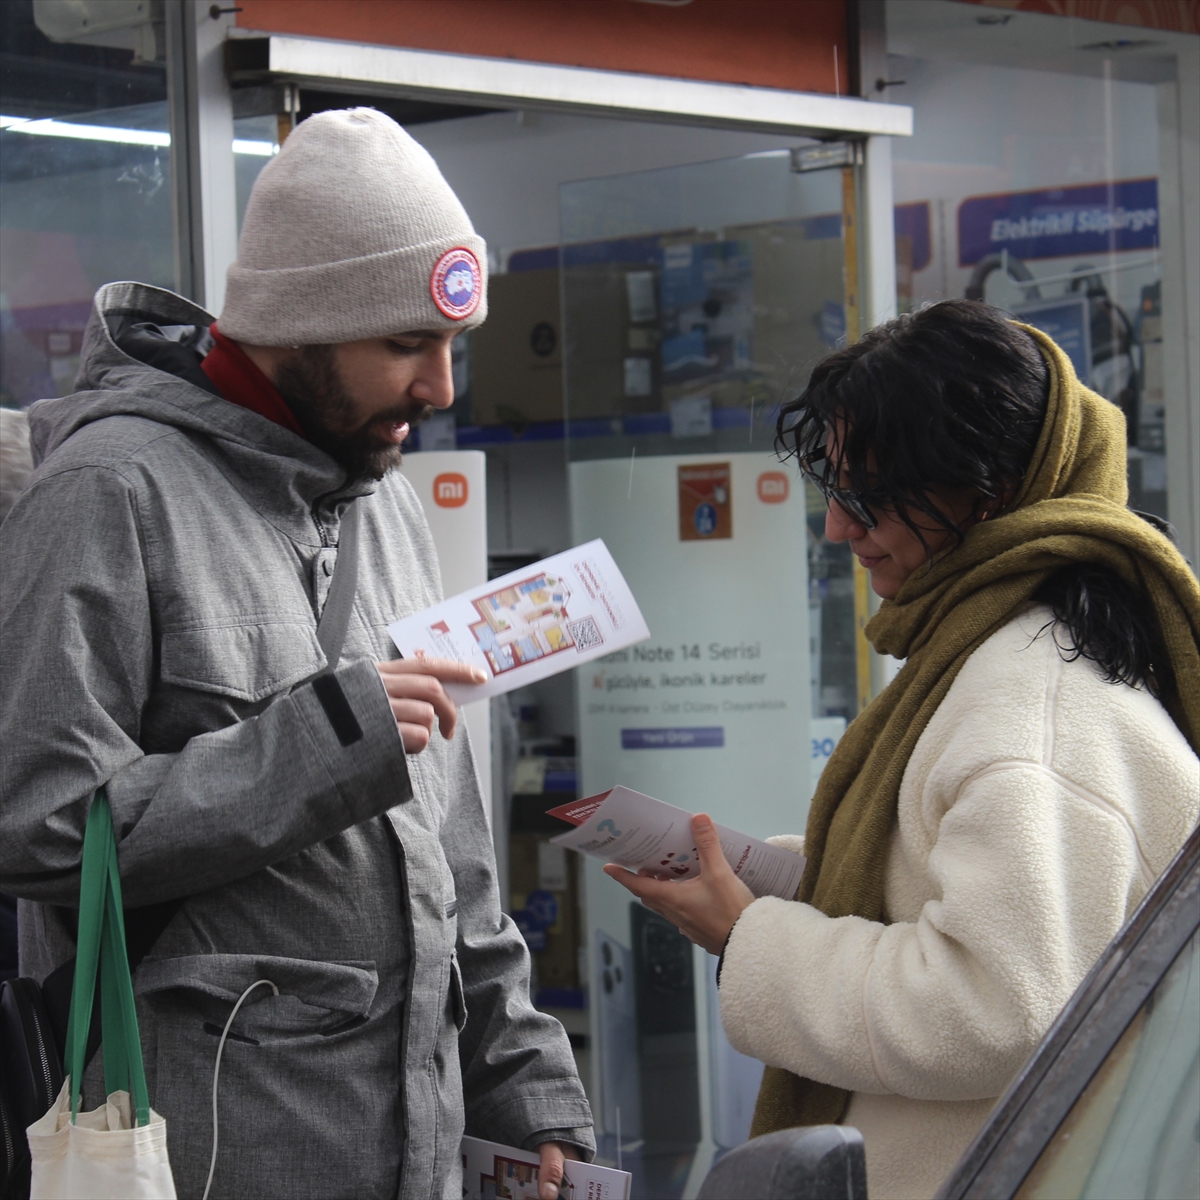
201, 979, 279, 1200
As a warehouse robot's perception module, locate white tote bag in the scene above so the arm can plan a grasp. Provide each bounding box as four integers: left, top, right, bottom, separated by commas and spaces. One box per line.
27, 791, 176, 1198
27, 1082, 174, 1200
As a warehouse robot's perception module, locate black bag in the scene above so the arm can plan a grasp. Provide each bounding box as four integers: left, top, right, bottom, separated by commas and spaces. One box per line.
0, 979, 61, 1200
0, 502, 361, 1200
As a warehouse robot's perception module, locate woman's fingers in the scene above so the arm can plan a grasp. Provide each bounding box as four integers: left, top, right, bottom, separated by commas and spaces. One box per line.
605, 863, 662, 896
692, 813, 731, 874
399, 677, 457, 740
603, 864, 686, 915
604, 865, 724, 952
602, 819, 756, 955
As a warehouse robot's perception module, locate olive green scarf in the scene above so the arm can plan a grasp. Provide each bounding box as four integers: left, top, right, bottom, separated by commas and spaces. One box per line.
751, 326, 1200, 1137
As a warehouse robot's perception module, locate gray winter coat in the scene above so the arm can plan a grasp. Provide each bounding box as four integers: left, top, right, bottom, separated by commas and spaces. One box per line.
0, 282, 593, 1199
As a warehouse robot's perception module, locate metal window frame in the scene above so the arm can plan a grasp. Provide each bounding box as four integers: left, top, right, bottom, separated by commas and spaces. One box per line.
164, 0, 237, 313
224, 33, 913, 140
936, 823, 1200, 1200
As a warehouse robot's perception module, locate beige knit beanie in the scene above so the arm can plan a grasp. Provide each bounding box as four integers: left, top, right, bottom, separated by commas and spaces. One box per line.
219, 108, 487, 345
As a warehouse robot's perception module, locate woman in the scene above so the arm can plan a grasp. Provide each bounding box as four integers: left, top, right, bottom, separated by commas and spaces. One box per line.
607, 300, 1200, 1199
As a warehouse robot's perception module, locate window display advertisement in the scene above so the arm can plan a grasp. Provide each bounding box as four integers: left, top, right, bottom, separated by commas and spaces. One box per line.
570, 450, 810, 1174
571, 453, 809, 835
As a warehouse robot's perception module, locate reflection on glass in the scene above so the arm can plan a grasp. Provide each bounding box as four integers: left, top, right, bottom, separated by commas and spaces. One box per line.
1017, 930, 1200, 1200
886, 1, 1175, 522
234, 114, 279, 234
1, 0, 171, 408
560, 150, 852, 1197
559, 153, 846, 463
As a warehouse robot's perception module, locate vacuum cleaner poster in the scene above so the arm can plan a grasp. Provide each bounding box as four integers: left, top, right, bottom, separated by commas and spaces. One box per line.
958, 178, 1158, 265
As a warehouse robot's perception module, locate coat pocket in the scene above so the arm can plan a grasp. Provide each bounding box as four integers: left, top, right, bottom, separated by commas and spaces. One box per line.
160, 621, 324, 702
137, 952, 379, 1041
135, 954, 402, 1198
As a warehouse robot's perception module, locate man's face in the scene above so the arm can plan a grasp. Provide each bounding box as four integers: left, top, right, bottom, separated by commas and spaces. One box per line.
274, 330, 457, 482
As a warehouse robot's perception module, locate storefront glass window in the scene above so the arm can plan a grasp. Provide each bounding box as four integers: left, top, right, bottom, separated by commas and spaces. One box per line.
233, 113, 279, 234
556, 149, 851, 1195
1, 0, 172, 408
885, 0, 1192, 525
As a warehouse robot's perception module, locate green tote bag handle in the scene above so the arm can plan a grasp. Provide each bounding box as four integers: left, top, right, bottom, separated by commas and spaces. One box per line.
63, 789, 151, 1126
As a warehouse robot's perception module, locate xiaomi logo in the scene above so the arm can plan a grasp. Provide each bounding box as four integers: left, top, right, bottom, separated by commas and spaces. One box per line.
433, 473, 469, 508
757, 471, 789, 504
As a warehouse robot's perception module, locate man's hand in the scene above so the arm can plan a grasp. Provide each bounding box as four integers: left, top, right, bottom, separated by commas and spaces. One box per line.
373, 657, 486, 753
603, 814, 756, 955
537, 1142, 581, 1200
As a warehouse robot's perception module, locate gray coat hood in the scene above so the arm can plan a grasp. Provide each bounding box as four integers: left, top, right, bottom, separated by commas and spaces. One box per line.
29, 281, 374, 540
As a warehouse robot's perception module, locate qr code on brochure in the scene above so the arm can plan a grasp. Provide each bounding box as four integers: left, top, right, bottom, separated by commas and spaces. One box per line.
568, 616, 604, 652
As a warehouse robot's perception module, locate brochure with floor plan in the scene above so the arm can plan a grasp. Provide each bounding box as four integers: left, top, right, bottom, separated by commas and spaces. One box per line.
547, 786, 805, 901
461, 1136, 631, 1200
387, 539, 649, 703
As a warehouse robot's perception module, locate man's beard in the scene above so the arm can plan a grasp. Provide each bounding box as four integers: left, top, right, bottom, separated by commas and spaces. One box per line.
274, 345, 433, 483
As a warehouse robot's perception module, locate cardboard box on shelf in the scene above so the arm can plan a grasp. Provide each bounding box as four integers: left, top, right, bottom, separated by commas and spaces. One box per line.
738, 220, 847, 388
509, 830, 582, 995
481, 223, 845, 428
471, 269, 563, 426
563, 262, 662, 418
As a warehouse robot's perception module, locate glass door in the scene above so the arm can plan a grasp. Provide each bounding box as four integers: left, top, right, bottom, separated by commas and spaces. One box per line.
557, 149, 856, 1197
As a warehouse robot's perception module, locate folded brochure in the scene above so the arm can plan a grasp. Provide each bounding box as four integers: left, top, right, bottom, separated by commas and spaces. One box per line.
547, 786, 805, 901
461, 1135, 631, 1200
387, 539, 649, 704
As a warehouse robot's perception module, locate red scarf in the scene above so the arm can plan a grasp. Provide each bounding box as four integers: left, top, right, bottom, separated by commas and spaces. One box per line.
202, 322, 306, 439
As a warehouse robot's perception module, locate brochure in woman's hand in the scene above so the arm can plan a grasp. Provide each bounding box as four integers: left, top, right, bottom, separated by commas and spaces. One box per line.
547, 786, 806, 900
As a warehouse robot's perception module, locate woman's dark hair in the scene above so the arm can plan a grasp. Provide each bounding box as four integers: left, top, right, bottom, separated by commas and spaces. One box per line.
777, 298, 1171, 697
1033, 565, 1174, 697
776, 298, 1050, 541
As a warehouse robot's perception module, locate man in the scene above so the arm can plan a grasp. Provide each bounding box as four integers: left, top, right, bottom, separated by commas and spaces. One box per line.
0, 109, 593, 1199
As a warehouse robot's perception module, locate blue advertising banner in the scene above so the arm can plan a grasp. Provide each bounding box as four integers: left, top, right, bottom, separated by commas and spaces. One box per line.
894, 201, 932, 272
959, 178, 1158, 266
621, 726, 726, 749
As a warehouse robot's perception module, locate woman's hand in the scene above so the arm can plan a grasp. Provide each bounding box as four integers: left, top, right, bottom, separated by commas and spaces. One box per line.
537, 1141, 581, 1200
373, 657, 486, 753
603, 814, 756, 954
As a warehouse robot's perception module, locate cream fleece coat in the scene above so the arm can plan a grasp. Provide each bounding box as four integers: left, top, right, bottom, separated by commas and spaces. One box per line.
719, 606, 1199, 1200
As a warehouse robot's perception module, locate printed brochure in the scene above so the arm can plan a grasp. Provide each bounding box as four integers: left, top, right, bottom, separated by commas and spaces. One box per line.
547, 786, 805, 900
386, 540, 649, 703
460, 1135, 632, 1200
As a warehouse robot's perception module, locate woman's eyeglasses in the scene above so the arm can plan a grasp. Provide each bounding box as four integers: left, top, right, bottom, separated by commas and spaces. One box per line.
798, 449, 881, 530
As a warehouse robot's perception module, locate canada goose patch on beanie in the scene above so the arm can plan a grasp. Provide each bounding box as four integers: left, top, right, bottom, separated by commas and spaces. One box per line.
430, 247, 482, 321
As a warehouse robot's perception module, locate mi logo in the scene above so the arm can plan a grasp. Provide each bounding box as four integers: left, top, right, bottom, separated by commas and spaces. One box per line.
433, 473, 469, 508
757, 471, 789, 503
